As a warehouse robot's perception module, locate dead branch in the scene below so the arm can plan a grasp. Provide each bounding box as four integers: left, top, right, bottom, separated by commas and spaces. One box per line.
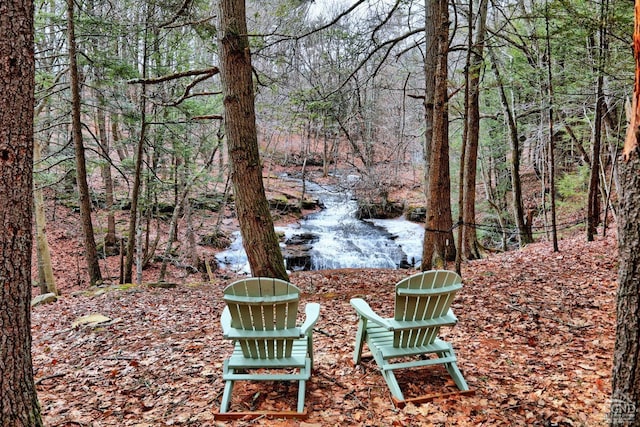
127, 67, 219, 85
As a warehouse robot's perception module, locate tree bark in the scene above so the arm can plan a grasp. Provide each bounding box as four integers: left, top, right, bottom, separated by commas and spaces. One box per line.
544, 3, 558, 252
218, 0, 288, 280
423, 0, 438, 195
610, 3, 640, 425
588, 0, 608, 241
0, 0, 44, 423
613, 156, 640, 426
461, 0, 488, 262
422, 0, 455, 269
67, 0, 102, 285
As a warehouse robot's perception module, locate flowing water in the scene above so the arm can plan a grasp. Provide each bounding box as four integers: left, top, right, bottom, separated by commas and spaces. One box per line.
215, 180, 425, 273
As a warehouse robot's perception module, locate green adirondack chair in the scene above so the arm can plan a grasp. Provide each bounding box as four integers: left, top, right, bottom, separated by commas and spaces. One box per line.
350, 270, 470, 407
216, 277, 320, 419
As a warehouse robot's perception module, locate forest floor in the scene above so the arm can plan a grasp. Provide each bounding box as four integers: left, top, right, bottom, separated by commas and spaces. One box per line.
32, 223, 619, 426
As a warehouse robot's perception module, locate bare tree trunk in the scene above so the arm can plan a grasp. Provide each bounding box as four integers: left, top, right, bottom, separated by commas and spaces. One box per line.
460, 0, 488, 264
588, 0, 608, 242
95, 91, 117, 252
67, 0, 102, 285
422, 0, 455, 269
544, 3, 558, 252
124, 12, 149, 284
218, 0, 288, 280
0, 0, 44, 421
610, 3, 640, 425
423, 0, 438, 195
489, 47, 533, 246
34, 140, 58, 295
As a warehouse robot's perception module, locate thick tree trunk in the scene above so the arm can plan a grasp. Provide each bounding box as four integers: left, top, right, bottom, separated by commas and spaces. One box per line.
610, 3, 640, 425
613, 157, 640, 426
218, 0, 288, 280
423, 0, 438, 194
67, 0, 102, 285
0, 0, 44, 423
422, 0, 455, 269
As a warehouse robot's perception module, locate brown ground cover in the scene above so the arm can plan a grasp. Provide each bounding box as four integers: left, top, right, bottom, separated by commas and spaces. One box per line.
32, 226, 618, 426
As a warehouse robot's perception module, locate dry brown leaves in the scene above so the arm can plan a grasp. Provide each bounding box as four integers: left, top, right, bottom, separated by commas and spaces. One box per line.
32, 231, 618, 427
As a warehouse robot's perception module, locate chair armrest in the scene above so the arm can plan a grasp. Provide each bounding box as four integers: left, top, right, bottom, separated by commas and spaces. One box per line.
221, 306, 231, 336
350, 298, 392, 330
300, 302, 320, 336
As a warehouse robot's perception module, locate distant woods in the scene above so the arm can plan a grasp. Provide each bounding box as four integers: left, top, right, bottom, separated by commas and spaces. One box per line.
32, 0, 632, 282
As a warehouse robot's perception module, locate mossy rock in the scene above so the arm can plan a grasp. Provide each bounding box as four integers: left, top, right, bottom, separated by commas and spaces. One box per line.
200, 230, 232, 248
406, 205, 426, 222
355, 199, 405, 220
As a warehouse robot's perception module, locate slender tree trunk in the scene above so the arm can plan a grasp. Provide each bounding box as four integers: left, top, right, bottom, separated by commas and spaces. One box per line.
422, 0, 455, 269
489, 47, 533, 246
218, 0, 288, 280
544, 2, 558, 252
461, 0, 488, 263
67, 0, 102, 285
34, 140, 58, 295
0, 0, 44, 423
95, 91, 117, 251
588, 0, 608, 241
456, 0, 472, 274
124, 16, 149, 284
610, 3, 640, 425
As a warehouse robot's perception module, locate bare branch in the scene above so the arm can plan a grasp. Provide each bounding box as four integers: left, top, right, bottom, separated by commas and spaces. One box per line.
127, 67, 219, 85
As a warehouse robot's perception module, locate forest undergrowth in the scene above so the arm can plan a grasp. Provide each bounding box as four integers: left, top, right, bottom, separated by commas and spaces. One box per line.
32, 222, 618, 426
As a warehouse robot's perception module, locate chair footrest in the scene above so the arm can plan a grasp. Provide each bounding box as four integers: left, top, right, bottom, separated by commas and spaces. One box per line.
381, 356, 457, 371
393, 389, 475, 408
214, 410, 308, 420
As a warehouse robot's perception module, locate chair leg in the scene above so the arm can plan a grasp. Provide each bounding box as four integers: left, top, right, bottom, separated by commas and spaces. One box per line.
353, 318, 367, 365
297, 379, 306, 413
445, 362, 469, 391
220, 378, 234, 413
381, 368, 405, 402
441, 347, 469, 391
297, 358, 311, 413
220, 361, 234, 413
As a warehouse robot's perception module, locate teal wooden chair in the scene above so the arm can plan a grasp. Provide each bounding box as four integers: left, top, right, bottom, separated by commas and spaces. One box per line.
350, 270, 470, 407
216, 277, 320, 419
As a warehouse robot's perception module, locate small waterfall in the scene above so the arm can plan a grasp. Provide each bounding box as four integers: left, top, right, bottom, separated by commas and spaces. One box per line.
215, 180, 424, 273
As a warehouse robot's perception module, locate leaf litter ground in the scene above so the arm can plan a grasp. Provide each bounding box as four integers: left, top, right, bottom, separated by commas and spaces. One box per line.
32, 231, 618, 426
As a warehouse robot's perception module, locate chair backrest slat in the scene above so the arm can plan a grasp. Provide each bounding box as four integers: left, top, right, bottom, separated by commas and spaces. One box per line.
393, 271, 462, 348
223, 278, 300, 359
